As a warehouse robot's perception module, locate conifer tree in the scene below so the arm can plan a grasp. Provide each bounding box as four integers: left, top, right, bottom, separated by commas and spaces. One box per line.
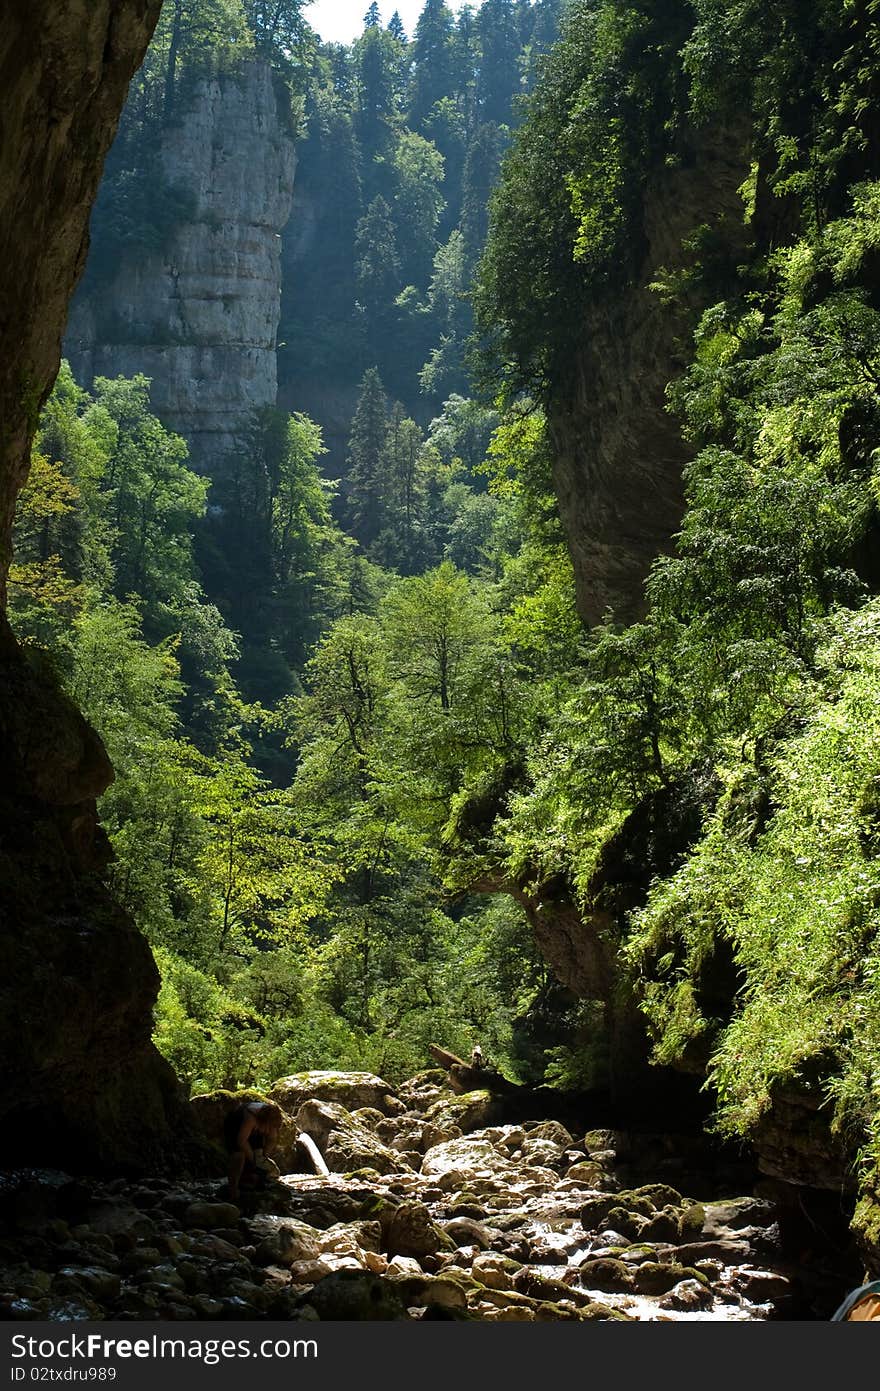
476, 0, 521, 126
346, 368, 390, 547
381, 403, 429, 571
408, 0, 457, 130
387, 9, 407, 42
353, 24, 402, 173
355, 197, 402, 360
461, 122, 508, 265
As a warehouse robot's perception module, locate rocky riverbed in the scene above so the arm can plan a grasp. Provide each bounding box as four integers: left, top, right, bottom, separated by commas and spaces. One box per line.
0, 1070, 853, 1322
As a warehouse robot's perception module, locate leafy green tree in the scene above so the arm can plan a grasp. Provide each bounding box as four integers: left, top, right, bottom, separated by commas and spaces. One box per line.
152, 0, 252, 119
93, 374, 209, 617
392, 130, 446, 283
189, 757, 332, 955
243, 0, 314, 76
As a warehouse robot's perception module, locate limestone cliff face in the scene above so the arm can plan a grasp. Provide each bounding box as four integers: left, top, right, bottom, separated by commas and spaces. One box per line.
548, 120, 753, 626
0, 0, 187, 1170
68, 61, 296, 467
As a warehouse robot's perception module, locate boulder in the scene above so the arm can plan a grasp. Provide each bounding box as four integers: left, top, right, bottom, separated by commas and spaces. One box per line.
731, 1267, 792, 1302
564, 1162, 606, 1187
659, 1278, 714, 1312
577, 1258, 635, 1293
183, 1202, 241, 1230
702, 1198, 778, 1237
630, 1183, 684, 1209
442, 1217, 493, 1250
295, 1100, 400, 1175
188, 1090, 300, 1172
294, 1269, 408, 1320
421, 1137, 509, 1181
519, 1138, 565, 1168
471, 1254, 517, 1291
247, 1217, 320, 1268
640, 1209, 681, 1244
524, 1121, 573, 1148
423, 1091, 502, 1135
633, 1262, 708, 1296
386, 1202, 449, 1260
269, 1072, 397, 1116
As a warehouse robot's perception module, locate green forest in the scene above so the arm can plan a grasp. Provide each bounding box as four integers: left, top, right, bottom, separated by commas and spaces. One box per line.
13, 0, 880, 1250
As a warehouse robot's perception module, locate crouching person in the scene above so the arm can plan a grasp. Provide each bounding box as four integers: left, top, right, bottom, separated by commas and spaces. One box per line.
224, 1100, 284, 1202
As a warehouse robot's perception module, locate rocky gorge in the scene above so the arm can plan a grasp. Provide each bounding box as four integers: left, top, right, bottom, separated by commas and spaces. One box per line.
0, 1071, 857, 1323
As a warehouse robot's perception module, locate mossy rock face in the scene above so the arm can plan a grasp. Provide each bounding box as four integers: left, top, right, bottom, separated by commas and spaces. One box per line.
604, 1205, 646, 1240
424, 1090, 503, 1134
269, 1071, 397, 1117
852, 1192, 880, 1272
631, 1183, 684, 1210
678, 1203, 706, 1240
577, 1258, 634, 1293
641, 1209, 680, 1244
614, 1191, 656, 1219
579, 1195, 619, 1229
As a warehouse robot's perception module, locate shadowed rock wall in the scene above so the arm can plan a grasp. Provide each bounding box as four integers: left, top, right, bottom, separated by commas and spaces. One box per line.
0, 0, 186, 1170
548, 121, 752, 626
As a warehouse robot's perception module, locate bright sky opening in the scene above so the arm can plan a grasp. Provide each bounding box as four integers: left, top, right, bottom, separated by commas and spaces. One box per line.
305, 0, 466, 46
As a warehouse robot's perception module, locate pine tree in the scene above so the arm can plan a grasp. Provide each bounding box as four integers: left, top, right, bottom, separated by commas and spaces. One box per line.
461, 122, 508, 265
347, 368, 390, 547
408, 0, 457, 130
363, 1, 381, 27
476, 0, 522, 127
387, 9, 407, 41
381, 402, 429, 571
355, 196, 401, 360
353, 24, 403, 178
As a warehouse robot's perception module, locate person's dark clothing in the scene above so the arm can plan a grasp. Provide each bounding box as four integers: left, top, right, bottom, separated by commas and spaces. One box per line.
223, 1104, 271, 1154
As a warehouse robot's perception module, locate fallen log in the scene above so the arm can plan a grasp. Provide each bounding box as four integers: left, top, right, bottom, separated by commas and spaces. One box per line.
428, 1043, 518, 1096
